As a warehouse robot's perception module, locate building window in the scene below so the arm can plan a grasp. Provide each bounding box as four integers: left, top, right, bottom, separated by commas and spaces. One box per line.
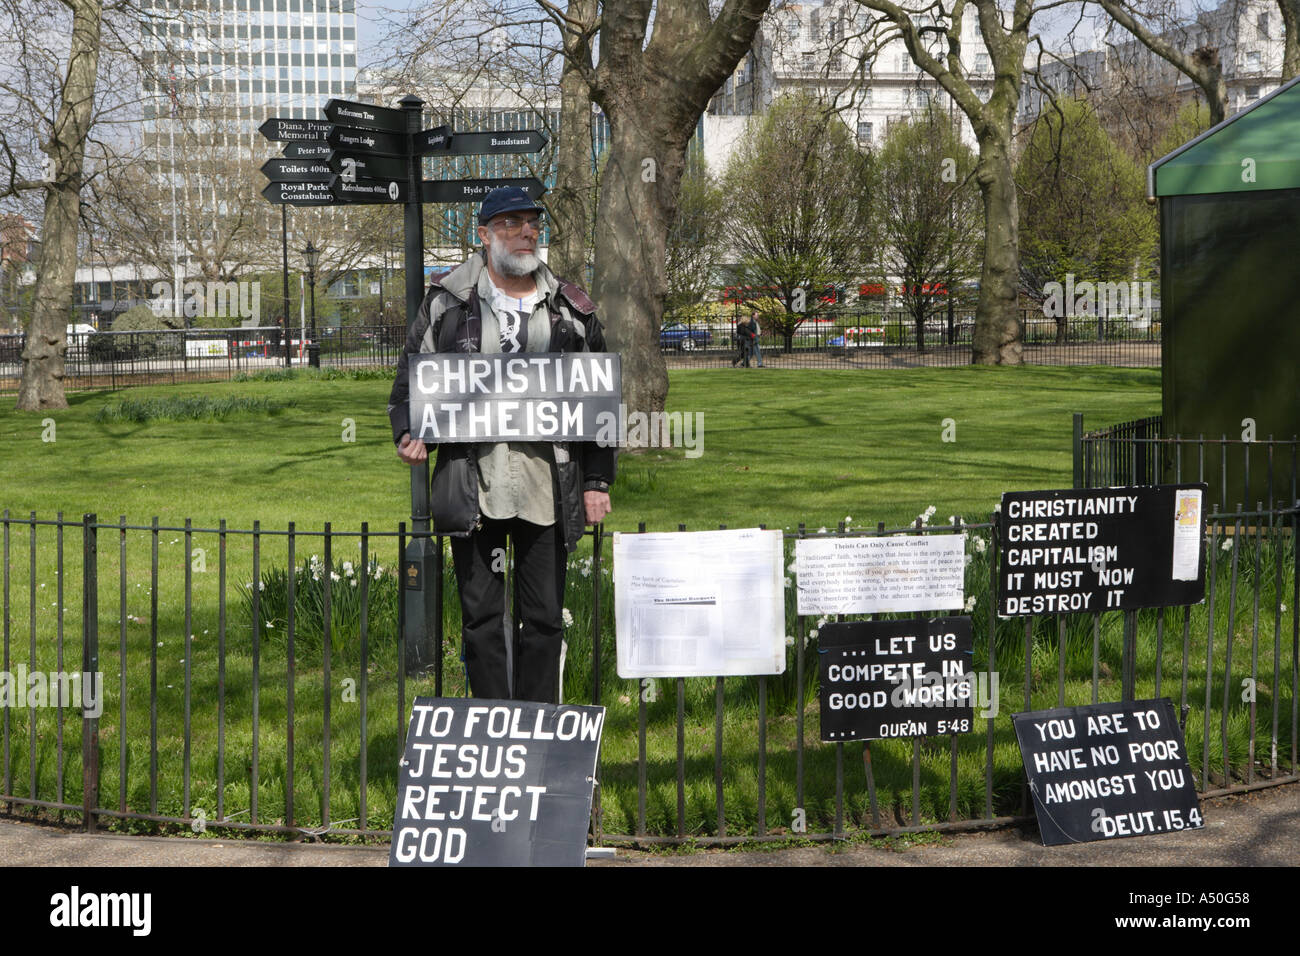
1258, 12, 1269, 37
857, 121, 873, 143
1246, 84, 1260, 100
976, 53, 989, 73
801, 51, 816, 70
1245, 50, 1261, 71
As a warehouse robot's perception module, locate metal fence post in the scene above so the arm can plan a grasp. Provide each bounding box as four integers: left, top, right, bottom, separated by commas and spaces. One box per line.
1072, 413, 1083, 489
81, 513, 100, 832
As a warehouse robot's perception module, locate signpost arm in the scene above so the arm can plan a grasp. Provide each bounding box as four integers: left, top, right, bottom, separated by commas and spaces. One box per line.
400, 94, 437, 676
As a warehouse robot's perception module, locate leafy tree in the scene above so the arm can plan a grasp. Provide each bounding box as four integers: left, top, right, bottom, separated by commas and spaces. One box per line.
665, 152, 726, 314
1016, 98, 1157, 341
723, 91, 874, 352
874, 107, 982, 351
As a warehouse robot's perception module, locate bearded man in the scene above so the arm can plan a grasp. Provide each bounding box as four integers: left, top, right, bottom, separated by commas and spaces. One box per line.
387, 186, 615, 703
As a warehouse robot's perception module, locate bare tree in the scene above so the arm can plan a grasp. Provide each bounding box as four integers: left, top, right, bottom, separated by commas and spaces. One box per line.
875, 105, 982, 351
723, 90, 875, 350
555, 0, 774, 414
847, 0, 1071, 365
1, 0, 105, 408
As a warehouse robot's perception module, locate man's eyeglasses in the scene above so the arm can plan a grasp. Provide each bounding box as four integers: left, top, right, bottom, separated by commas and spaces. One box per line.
489, 215, 544, 235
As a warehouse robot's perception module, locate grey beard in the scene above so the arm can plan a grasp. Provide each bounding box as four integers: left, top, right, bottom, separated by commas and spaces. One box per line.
487, 241, 540, 278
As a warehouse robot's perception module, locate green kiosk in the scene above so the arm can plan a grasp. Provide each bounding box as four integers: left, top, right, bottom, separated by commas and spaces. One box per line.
1149, 76, 1300, 511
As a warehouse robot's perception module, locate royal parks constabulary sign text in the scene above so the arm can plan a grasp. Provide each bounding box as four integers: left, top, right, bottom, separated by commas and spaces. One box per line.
390, 697, 604, 867
409, 353, 621, 443
997, 484, 1208, 616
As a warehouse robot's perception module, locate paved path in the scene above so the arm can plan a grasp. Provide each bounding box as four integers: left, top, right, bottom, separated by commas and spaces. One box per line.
1, 783, 1293, 866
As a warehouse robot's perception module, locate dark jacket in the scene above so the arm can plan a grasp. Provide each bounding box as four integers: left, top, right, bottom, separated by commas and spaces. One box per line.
387, 252, 617, 552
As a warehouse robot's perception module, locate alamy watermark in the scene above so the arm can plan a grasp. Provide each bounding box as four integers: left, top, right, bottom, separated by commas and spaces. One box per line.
151, 279, 261, 326
596, 405, 704, 458
1040, 274, 1154, 322
0, 665, 103, 718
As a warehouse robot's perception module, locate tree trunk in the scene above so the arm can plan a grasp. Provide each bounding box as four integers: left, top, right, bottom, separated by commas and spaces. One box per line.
1283, 0, 1300, 80
591, 119, 686, 418
971, 134, 1022, 365
547, 0, 598, 280
16, 0, 103, 411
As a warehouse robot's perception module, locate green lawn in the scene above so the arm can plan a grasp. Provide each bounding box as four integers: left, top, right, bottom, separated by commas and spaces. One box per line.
1, 365, 1160, 532
4, 365, 1288, 841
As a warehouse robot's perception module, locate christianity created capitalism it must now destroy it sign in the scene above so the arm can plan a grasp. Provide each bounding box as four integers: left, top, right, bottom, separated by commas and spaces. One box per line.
997, 484, 1208, 616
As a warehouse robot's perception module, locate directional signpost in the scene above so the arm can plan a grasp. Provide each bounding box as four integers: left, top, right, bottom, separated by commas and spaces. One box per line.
259, 118, 332, 142
282, 141, 331, 160
421, 177, 546, 204
258, 96, 551, 675
330, 152, 407, 182
261, 158, 332, 182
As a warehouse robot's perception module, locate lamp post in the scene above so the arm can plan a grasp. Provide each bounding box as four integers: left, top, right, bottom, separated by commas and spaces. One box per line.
303, 240, 320, 369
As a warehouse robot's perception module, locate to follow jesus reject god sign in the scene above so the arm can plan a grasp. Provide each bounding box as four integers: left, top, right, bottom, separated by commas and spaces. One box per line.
408, 353, 622, 443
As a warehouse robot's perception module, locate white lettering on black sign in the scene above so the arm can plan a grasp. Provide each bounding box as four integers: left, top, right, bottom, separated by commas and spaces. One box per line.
389, 697, 604, 867
818, 618, 975, 741
1011, 698, 1203, 846
409, 353, 622, 443
997, 484, 1207, 615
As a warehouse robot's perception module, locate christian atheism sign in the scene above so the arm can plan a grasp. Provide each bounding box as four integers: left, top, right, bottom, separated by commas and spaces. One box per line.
818, 618, 974, 741
997, 484, 1208, 616
390, 697, 604, 867
1012, 699, 1203, 846
408, 353, 621, 443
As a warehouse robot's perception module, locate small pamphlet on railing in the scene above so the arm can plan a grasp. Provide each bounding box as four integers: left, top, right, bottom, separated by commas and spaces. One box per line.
795, 533, 966, 615
613, 528, 785, 677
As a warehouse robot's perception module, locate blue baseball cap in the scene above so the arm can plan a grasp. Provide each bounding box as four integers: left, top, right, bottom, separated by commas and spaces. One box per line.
478, 186, 543, 225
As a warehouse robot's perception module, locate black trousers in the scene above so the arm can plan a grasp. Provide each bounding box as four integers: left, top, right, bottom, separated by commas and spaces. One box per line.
450, 517, 567, 704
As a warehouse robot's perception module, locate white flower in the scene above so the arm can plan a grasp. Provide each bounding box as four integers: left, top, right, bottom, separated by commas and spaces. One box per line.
1221, 538, 1233, 551
258, 580, 266, 591
343, 561, 354, 576
787, 561, 798, 575
784, 577, 792, 588
964, 596, 977, 613
266, 622, 274, 629
817, 526, 828, 534
350, 578, 357, 587
331, 572, 341, 582
809, 628, 819, 640
784, 635, 794, 647
171, 538, 179, 544
1281, 604, 1287, 613
973, 536, 987, 554
844, 515, 852, 524
562, 608, 574, 627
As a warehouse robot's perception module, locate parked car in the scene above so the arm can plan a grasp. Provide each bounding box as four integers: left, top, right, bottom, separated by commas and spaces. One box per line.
659, 323, 712, 352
